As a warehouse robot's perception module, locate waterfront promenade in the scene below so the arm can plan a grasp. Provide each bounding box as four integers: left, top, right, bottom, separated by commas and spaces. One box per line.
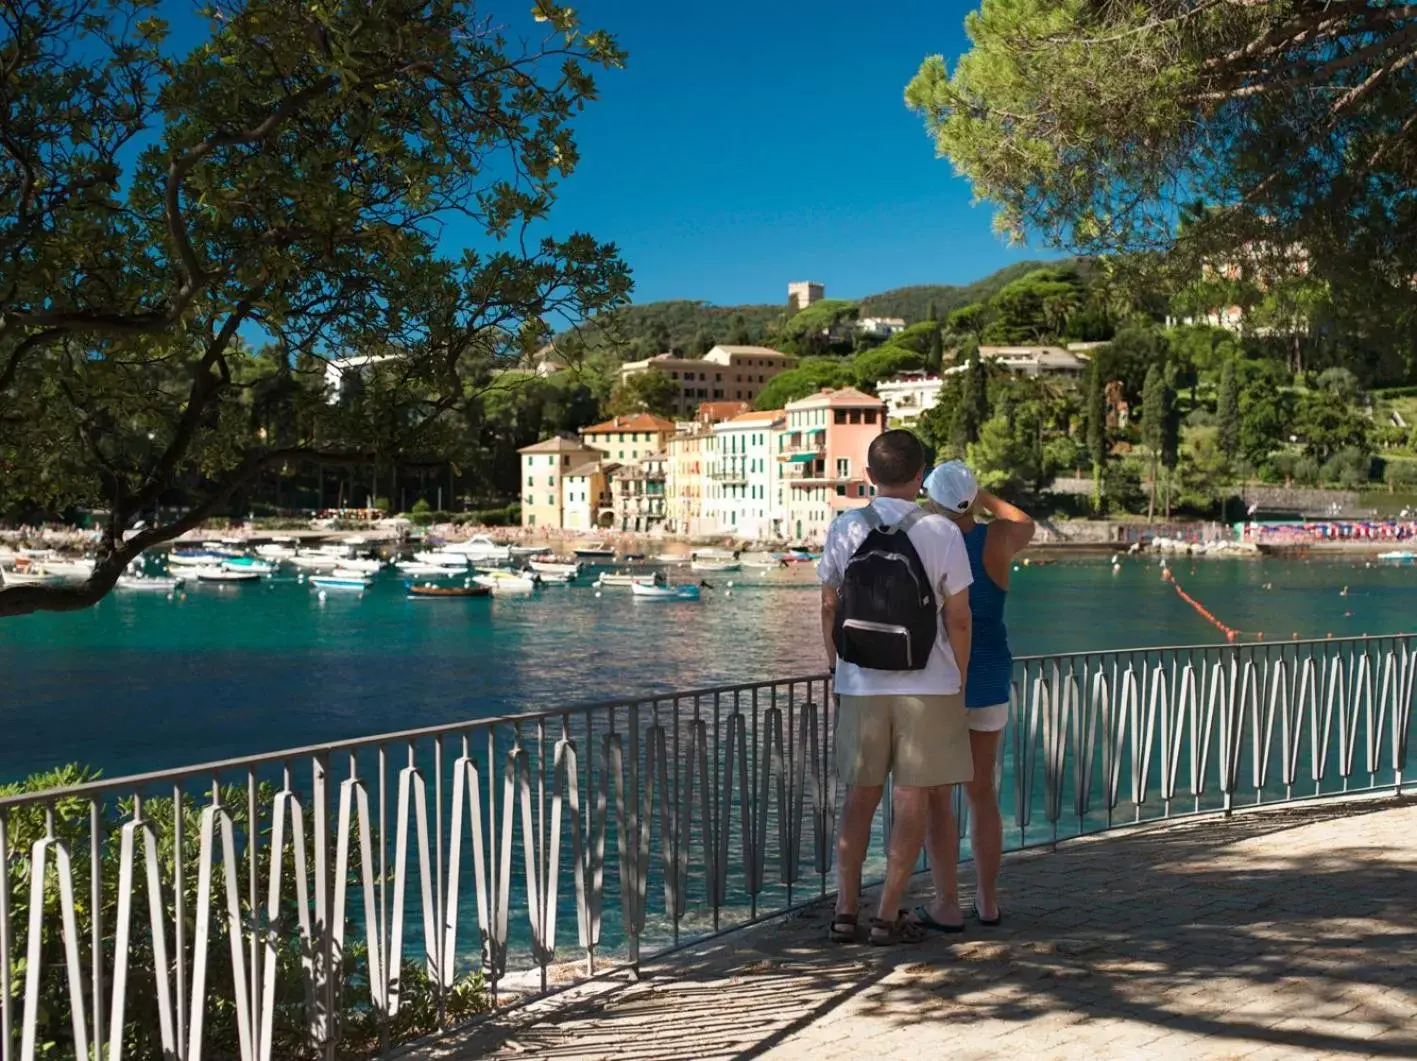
420, 794, 1417, 1060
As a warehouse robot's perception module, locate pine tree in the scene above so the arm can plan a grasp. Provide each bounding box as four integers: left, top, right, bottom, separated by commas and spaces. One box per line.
951, 340, 989, 451
1085, 361, 1108, 512
1142, 364, 1165, 520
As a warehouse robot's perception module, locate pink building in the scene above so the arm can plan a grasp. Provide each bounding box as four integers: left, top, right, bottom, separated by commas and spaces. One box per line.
779, 387, 886, 544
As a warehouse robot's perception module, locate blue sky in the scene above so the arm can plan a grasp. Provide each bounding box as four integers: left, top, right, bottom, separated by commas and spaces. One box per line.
527, 0, 1061, 306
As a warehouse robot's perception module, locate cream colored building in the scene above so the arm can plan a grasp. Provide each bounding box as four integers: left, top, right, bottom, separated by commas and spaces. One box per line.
580, 413, 676, 465
563, 459, 616, 531
617, 345, 798, 418
709, 409, 785, 542
518, 436, 601, 529
611, 452, 668, 533
665, 427, 714, 536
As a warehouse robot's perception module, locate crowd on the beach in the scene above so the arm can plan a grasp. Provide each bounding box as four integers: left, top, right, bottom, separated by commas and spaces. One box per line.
1242, 518, 1417, 545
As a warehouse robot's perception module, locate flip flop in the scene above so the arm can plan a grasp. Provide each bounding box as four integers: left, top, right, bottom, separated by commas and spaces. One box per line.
972, 902, 1002, 927
912, 904, 966, 933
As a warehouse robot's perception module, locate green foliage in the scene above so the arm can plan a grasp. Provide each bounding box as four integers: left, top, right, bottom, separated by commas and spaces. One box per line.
952, 341, 990, 450
1084, 360, 1109, 510
1216, 359, 1240, 459
0, 0, 631, 616
852, 345, 926, 389
753, 360, 853, 411
947, 302, 988, 335
606, 370, 679, 418
859, 257, 1096, 323
1238, 385, 1295, 467
1293, 393, 1372, 463
982, 267, 1085, 344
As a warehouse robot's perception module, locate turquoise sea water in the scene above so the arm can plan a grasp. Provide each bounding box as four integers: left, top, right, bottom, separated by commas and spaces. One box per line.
1, 555, 1413, 782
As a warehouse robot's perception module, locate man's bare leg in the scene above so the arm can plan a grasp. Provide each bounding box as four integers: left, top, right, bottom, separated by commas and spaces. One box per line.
875, 784, 932, 922
836, 784, 883, 917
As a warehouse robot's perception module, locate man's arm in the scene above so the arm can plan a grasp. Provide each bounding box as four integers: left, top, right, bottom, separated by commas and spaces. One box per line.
821, 585, 839, 669
943, 588, 971, 681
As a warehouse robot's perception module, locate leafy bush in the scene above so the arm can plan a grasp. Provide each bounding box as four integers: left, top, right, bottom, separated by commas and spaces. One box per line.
2, 765, 488, 1058
469, 503, 521, 526
1321, 447, 1372, 489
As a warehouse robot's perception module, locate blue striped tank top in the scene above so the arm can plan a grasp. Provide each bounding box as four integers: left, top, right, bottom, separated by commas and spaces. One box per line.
963, 523, 1012, 708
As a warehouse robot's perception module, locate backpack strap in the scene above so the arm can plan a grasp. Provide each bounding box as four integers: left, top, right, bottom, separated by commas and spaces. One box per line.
886, 506, 928, 535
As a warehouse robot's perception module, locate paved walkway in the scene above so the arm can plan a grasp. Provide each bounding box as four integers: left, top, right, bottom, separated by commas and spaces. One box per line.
419, 795, 1417, 1060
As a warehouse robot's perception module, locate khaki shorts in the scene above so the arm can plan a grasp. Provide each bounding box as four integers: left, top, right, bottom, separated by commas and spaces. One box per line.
836, 692, 973, 788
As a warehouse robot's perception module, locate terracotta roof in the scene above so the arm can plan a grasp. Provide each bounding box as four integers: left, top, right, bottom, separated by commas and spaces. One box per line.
696, 400, 751, 422
786, 386, 886, 409
518, 435, 599, 455
581, 413, 676, 434
565, 459, 618, 478
726, 409, 785, 424
710, 345, 793, 357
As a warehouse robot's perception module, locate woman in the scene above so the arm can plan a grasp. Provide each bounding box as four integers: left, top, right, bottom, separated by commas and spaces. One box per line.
917, 460, 1033, 928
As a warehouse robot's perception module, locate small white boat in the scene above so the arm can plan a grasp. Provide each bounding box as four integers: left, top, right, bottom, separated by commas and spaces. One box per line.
222, 557, 276, 575
288, 553, 341, 571
537, 570, 576, 584
690, 559, 741, 573
310, 571, 372, 590
438, 535, 513, 563
1376, 550, 1416, 563
193, 565, 261, 583
41, 558, 95, 579
509, 545, 543, 558
473, 571, 537, 594
116, 575, 184, 593
653, 554, 690, 565
692, 548, 739, 560
167, 551, 226, 568
573, 542, 616, 559
630, 581, 701, 601
0, 566, 57, 586
529, 559, 581, 578
413, 550, 470, 568
394, 560, 457, 577
594, 571, 657, 588
255, 543, 298, 560
335, 557, 385, 574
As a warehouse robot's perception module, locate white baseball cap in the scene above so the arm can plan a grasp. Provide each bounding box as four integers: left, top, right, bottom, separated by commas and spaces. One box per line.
924, 460, 978, 514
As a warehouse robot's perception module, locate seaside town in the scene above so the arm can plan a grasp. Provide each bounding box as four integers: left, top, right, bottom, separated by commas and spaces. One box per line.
3, 3, 1417, 1061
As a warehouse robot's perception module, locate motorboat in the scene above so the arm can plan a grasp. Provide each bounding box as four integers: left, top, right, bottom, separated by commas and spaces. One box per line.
473, 571, 537, 594
413, 550, 470, 568
310, 569, 373, 590
509, 545, 543, 558
288, 553, 341, 571
167, 550, 226, 568
438, 535, 513, 563
0, 563, 59, 586
594, 571, 657, 588
335, 557, 385, 574
690, 559, 741, 573
255, 542, 299, 560
193, 565, 261, 582
394, 560, 458, 577
406, 582, 491, 599
1376, 550, 1416, 563
653, 553, 691, 565
630, 581, 701, 602
40, 558, 95, 579
222, 557, 276, 575
537, 570, 576, 584
116, 574, 184, 593
529, 558, 580, 578
573, 542, 616, 560
691, 547, 739, 560
200, 541, 246, 557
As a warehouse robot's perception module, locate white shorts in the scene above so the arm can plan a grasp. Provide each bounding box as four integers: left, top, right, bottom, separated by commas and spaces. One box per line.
967, 703, 1009, 732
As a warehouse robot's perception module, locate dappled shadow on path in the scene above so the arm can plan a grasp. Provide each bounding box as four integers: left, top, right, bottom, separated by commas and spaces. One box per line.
420, 797, 1417, 1060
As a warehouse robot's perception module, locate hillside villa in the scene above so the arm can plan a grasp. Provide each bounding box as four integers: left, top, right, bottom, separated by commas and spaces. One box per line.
617, 345, 798, 418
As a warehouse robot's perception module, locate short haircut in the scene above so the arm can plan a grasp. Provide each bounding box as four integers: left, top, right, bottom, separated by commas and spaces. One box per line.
868, 429, 925, 487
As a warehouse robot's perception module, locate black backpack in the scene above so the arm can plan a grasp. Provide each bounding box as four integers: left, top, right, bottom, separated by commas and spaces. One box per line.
832, 505, 937, 671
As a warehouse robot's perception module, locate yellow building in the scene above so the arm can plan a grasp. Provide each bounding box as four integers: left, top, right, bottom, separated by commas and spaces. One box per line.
517, 436, 600, 530
563, 459, 616, 531
665, 427, 714, 536
580, 413, 676, 465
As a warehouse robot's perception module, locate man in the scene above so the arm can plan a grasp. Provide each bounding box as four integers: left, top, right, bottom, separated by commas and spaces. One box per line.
819, 430, 973, 946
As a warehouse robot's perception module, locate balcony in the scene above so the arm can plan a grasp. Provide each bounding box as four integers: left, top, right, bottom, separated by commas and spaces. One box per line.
778, 428, 825, 459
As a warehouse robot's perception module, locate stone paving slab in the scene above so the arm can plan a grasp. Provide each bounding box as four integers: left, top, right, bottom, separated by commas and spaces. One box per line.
415, 795, 1417, 1060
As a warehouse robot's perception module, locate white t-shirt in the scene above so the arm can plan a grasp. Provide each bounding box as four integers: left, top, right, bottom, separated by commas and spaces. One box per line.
819, 497, 973, 696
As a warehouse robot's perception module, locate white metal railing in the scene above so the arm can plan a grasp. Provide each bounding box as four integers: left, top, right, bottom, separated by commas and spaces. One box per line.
0, 635, 1412, 1059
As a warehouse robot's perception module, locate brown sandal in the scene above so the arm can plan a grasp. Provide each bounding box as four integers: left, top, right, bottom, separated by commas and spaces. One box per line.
829, 912, 858, 943
869, 910, 927, 946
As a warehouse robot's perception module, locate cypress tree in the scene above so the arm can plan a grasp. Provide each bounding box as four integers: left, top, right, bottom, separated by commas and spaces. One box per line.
1086, 361, 1108, 512
1142, 363, 1165, 520
1216, 358, 1240, 456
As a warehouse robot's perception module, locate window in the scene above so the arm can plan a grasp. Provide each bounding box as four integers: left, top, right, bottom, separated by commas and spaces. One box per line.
865, 410, 878, 424
528, 476, 535, 486
836, 458, 849, 477
528, 514, 536, 527
715, 373, 722, 382
857, 485, 866, 497
836, 485, 846, 496
699, 372, 706, 381
618, 451, 624, 459
834, 410, 847, 425
548, 475, 555, 486
849, 410, 862, 424
547, 496, 554, 506
670, 371, 679, 380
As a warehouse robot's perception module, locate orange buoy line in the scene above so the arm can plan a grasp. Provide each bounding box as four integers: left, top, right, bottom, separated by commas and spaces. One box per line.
1160, 568, 1261, 642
